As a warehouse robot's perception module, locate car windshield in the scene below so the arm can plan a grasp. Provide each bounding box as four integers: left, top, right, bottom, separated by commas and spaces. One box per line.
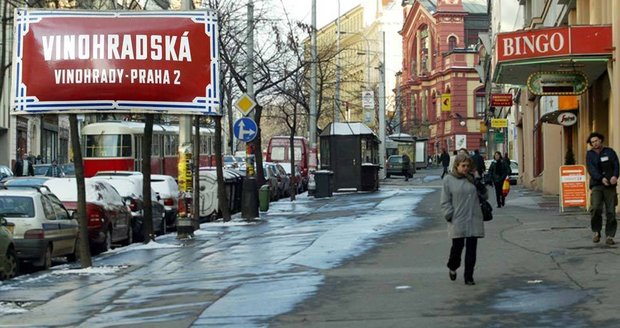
34, 165, 50, 176
62, 164, 75, 175
0, 196, 35, 217
389, 156, 402, 163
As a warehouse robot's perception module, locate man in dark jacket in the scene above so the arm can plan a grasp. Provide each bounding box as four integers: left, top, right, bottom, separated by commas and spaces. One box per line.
471, 149, 486, 178
14, 153, 34, 177
402, 154, 411, 181
586, 132, 619, 245
439, 148, 450, 179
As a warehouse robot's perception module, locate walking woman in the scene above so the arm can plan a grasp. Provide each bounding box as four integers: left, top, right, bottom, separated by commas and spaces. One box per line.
488, 151, 509, 208
441, 154, 487, 285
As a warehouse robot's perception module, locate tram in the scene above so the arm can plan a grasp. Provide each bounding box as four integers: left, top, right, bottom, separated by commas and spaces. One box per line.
81, 121, 215, 177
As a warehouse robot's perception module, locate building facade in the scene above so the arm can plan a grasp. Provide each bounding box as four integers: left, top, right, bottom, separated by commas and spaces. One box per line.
489, 0, 618, 195
399, 0, 488, 158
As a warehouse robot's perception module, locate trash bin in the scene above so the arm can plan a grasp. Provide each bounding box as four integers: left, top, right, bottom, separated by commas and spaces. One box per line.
314, 170, 333, 198
361, 164, 380, 191
259, 184, 270, 212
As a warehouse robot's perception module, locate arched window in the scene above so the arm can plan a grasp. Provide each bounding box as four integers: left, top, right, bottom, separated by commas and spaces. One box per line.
448, 36, 457, 51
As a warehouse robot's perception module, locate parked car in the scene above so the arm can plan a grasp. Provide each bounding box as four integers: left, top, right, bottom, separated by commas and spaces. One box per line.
43, 178, 133, 253
0, 187, 79, 269
258, 162, 291, 198
385, 155, 411, 178
90, 175, 166, 240
223, 155, 238, 169
279, 163, 305, 194
0, 165, 13, 181
151, 174, 179, 230
1, 176, 54, 187
0, 215, 18, 280
483, 159, 519, 185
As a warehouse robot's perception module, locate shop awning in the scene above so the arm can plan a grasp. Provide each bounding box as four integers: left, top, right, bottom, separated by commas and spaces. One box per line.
493, 26, 612, 85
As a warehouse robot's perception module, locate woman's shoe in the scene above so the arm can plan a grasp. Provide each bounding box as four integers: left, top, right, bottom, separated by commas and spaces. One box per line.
464, 280, 476, 285
449, 270, 457, 281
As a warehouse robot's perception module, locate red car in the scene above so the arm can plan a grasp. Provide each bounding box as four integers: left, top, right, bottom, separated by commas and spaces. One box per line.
44, 178, 133, 253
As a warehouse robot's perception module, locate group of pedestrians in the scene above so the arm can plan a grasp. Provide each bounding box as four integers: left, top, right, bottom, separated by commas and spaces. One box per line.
439, 131, 620, 286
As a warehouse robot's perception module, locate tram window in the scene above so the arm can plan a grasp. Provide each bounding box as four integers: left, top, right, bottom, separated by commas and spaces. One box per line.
85, 134, 131, 157
152, 135, 161, 156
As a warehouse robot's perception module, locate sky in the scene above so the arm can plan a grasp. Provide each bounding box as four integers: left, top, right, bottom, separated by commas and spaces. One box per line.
279, 0, 522, 31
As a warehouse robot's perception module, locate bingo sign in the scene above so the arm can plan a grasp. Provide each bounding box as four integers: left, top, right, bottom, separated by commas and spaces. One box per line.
559, 165, 588, 211
11, 9, 220, 115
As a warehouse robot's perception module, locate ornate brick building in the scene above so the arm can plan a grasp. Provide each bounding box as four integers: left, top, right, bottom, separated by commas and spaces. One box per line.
399, 0, 488, 157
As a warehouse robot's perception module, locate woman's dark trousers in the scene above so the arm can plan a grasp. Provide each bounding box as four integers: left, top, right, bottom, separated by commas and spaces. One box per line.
447, 237, 478, 282
493, 181, 504, 207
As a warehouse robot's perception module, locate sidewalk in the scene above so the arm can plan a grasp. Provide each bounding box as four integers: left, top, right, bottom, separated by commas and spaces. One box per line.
272, 169, 620, 327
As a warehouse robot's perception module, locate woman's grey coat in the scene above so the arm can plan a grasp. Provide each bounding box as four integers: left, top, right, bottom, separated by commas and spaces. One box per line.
441, 174, 486, 239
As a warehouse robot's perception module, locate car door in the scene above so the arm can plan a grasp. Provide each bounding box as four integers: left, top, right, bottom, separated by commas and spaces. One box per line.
45, 195, 78, 256
107, 184, 131, 242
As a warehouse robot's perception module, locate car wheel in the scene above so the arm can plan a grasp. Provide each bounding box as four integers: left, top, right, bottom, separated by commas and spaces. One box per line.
39, 245, 52, 270
0, 247, 18, 280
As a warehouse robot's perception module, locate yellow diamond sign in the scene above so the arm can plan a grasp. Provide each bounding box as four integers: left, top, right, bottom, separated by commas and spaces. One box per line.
235, 93, 256, 116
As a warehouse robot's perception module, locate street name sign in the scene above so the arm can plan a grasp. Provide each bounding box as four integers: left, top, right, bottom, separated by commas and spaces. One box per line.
234, 93, 257, 116
11, 9, 220, 115
233, 117, 257, 142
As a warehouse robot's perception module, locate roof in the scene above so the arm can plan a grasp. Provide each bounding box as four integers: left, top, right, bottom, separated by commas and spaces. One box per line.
417, 0, 487, 14
320, 122, 378, 137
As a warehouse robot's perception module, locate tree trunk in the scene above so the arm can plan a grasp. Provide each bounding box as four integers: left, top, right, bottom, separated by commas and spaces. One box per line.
69, 114, 92, 268
215, 116, 231, 221
142, 114, 154, 242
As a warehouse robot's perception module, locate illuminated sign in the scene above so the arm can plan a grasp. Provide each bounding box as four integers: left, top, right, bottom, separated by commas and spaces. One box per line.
527, 71, 588, 96
11, 9, 220, 115
557, 112, 577, 126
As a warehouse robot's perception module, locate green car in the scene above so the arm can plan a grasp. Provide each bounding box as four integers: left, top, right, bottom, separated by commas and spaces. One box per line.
0, 215, 18, 280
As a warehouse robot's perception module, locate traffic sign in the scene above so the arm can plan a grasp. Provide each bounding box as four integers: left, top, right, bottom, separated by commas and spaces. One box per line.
441, 94, 451, 112
362, 90, 374, 109
234, 93, 257, 116
233, 117, 258, 142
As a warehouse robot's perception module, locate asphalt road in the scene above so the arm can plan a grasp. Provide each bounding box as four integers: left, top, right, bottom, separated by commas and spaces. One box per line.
272, 168, 620, 328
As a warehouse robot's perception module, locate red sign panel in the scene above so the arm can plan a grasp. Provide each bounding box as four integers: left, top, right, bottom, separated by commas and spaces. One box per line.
497, 26, 612, 62
11, 10, 220, 115
490, 93, 513, 107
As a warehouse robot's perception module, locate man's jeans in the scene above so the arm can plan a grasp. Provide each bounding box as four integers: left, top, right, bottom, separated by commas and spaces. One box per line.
590, 185, 618, 237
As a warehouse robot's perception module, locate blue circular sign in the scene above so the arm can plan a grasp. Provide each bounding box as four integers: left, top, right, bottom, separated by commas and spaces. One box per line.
233, 117, 258, 142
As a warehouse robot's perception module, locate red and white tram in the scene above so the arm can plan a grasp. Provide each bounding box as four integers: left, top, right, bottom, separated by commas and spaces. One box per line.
81, 121, 215, 177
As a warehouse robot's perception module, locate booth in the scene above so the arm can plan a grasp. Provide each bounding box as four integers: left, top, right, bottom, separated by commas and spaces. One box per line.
319, 122, 380, 192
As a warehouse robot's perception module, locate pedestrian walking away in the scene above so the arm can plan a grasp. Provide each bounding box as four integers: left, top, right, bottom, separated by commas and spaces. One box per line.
586, 132, 619, 245
440, 154, 487, 285
402, 153, 411, 181
488, 151, 508, 208
440, 148, 450, 179
471, 149, 486, 179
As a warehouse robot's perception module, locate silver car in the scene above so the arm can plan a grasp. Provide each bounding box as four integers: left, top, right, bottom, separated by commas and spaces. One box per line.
0, 187, 78, 270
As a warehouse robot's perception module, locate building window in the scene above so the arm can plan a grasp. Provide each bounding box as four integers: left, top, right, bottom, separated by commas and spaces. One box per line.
475, 91, 486, 117
448, 36, 457, 50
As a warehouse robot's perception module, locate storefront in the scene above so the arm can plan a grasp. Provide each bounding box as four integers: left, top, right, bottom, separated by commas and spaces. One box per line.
493, 26, 613, 194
